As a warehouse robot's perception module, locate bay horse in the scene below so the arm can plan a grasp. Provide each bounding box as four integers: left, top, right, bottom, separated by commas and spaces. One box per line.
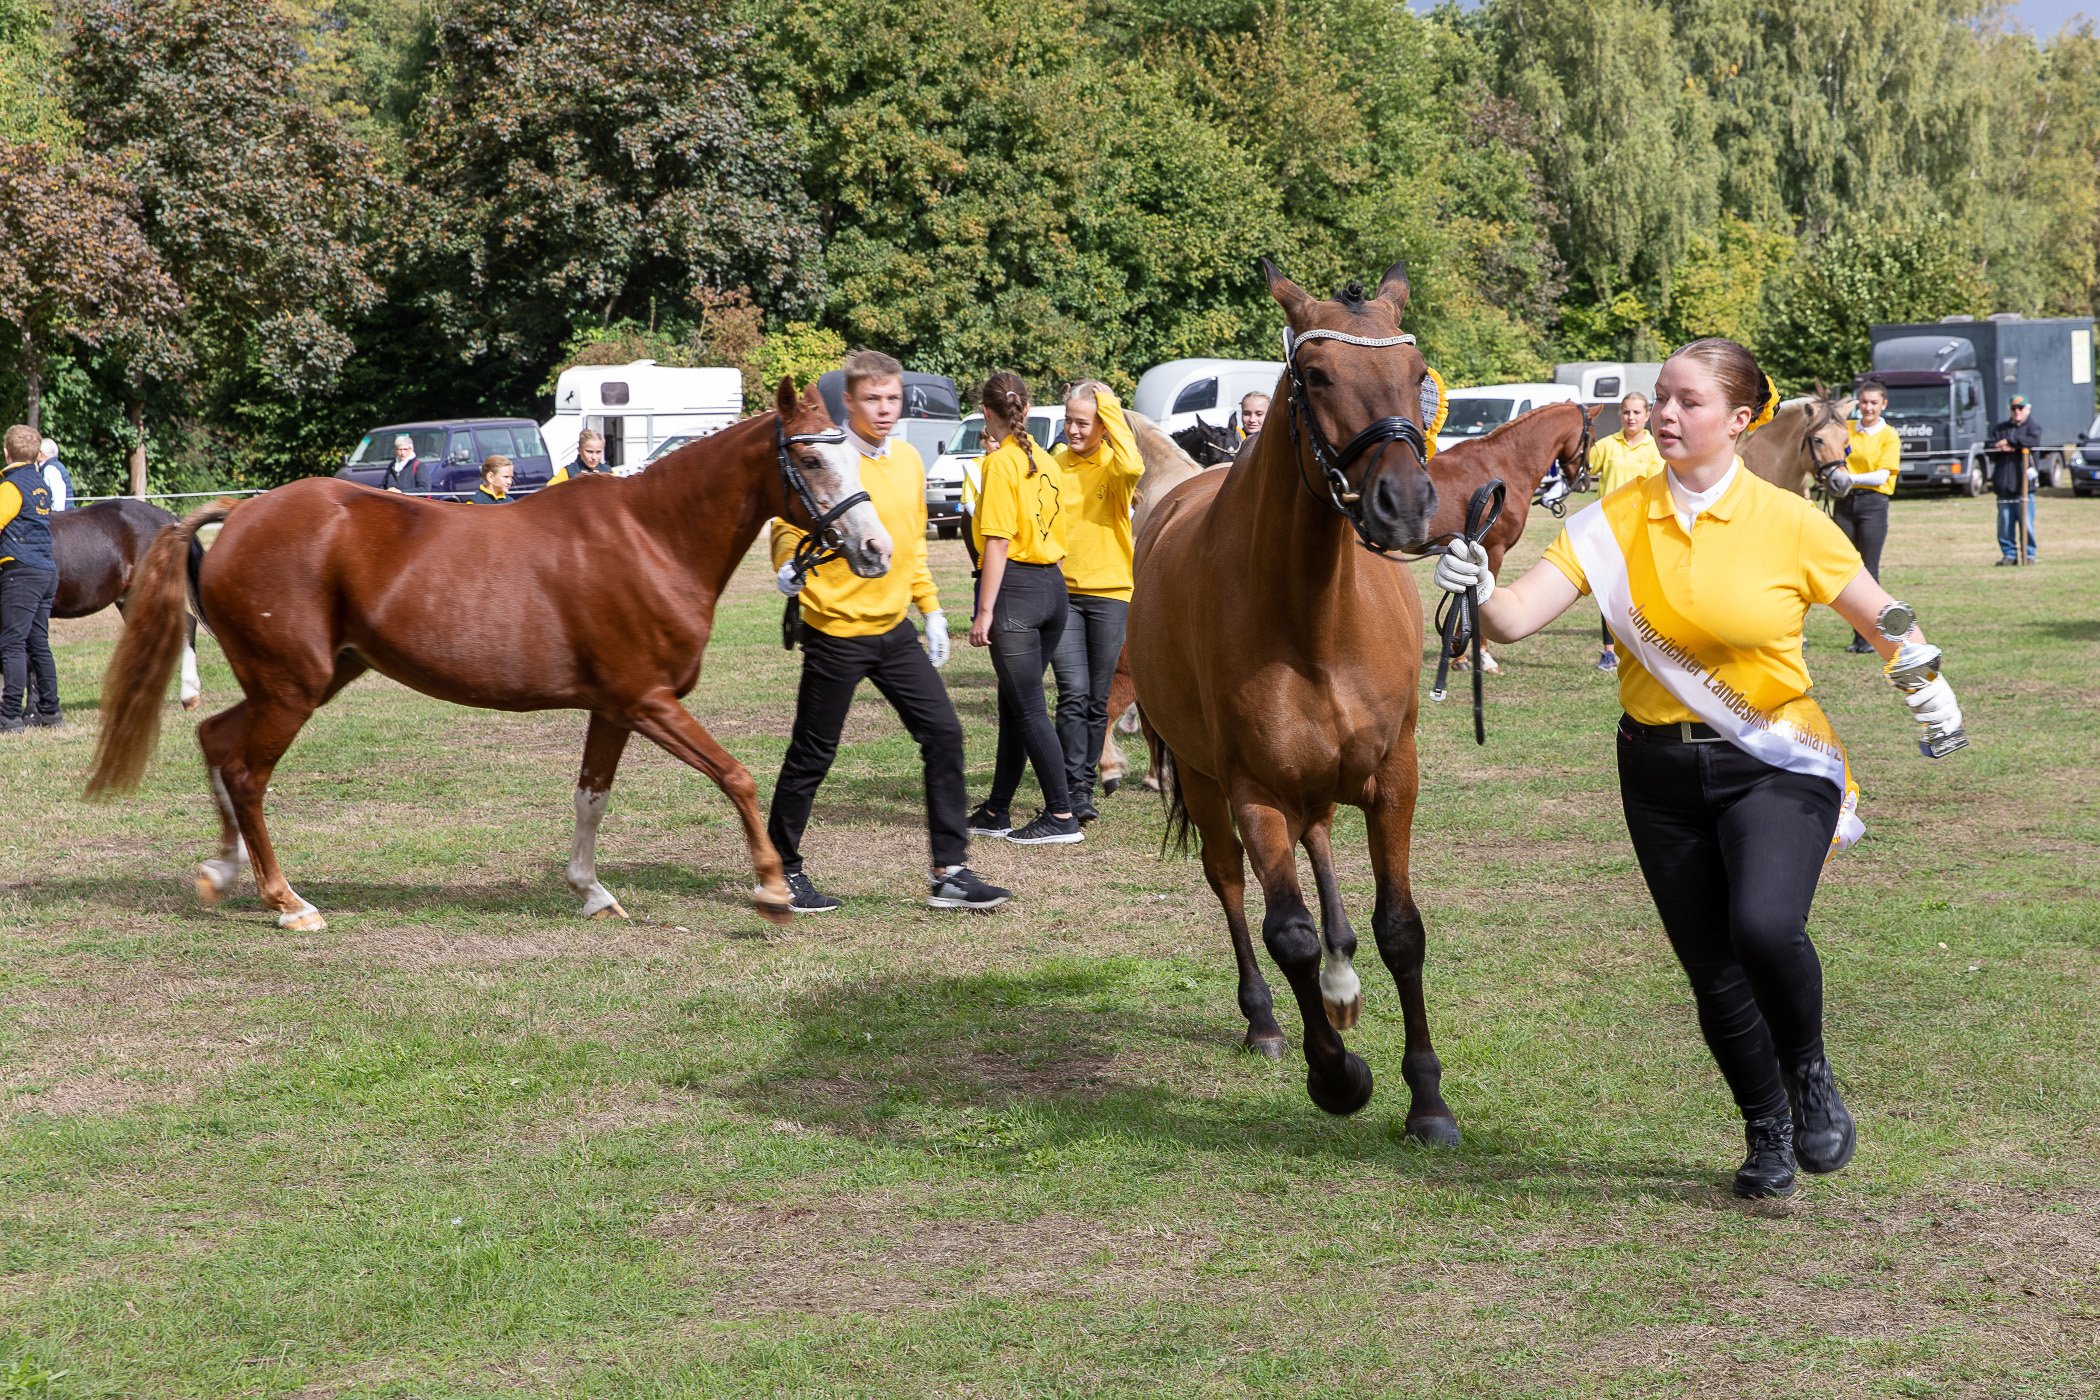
84, 379, 890, 931
1130, 259, 1460, 1141
1416, 400, 1597, 674
1741, 392, 1853, 498
52, 498, 204, 709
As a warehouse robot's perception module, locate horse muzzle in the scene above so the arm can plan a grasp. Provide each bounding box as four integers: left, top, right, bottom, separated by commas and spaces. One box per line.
839, 503, 894, 577
1358, 467, 1438, 554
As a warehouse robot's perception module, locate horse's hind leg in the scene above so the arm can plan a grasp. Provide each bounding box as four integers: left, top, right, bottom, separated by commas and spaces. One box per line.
624, 689, 791, 923
1238, 790, 1371, 1115
567, 713, 633, 920
1303, 809, 1361, 1032
197, 697, 323, 929
1366, 744, 1459, 1145
1179, 764, 1283, 1058
180, 611, 201, 710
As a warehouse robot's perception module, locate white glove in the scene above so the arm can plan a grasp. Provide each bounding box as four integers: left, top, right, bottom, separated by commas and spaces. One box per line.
1433, 541, 1495, 606
924, 611, 951, 669
1903, 675, 1961, 733
775, 562, 804, 596
1539, 476, 1569, 508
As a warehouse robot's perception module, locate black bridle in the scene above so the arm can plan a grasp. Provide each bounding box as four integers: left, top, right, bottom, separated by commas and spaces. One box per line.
1533, 406, 1597, 518
1807, 418, 1853, 508
776, 418, 871, 584
1283, 326, 1434, 553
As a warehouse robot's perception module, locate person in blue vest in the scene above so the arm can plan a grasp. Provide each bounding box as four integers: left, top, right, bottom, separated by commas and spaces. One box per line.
0, 424, 62, 732
38, 437, 73, 512
468, 454, 514, 504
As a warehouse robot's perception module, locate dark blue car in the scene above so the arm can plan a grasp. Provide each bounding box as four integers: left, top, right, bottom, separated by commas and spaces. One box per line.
337, 418, 555, 498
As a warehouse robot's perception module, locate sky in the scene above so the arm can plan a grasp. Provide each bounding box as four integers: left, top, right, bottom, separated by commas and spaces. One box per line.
1413, 1, 2093, 35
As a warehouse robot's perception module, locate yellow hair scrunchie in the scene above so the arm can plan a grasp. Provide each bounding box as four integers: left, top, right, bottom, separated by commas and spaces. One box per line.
1745, 376, 1779, 434
1422, 365, 1449, 458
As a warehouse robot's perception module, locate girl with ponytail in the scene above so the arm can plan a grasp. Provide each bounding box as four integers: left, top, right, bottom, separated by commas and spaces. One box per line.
1428, 336, 1968, 1200
966, 373, 1082, 845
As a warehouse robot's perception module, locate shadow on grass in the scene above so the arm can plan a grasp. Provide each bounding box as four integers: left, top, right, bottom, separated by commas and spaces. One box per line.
2026, 618, 2100, 642
718, 964, 1717, 1207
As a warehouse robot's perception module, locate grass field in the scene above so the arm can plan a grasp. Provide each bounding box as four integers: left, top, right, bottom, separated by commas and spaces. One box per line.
3, 487, 2096, 1398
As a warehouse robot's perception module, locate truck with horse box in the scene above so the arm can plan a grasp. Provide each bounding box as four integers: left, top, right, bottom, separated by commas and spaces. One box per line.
1863, 315, 2095, 495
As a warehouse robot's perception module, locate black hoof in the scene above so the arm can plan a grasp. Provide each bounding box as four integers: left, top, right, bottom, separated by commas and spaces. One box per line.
1307, 1053, 1373, 1116
1405, 1114, 1462, 1147
1243, 1032, 1286, 1061
1102, 775, 1122, 796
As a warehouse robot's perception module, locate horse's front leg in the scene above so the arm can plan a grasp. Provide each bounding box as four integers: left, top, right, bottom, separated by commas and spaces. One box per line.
1238, 792, 1372, 1115
1302, 809, 1361, 1031
1366, 743, 1459, 1145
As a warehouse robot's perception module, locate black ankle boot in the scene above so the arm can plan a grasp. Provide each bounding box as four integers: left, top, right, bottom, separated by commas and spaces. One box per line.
1784, 1057, 1857, 1174
1733, 1113, 1797, 1199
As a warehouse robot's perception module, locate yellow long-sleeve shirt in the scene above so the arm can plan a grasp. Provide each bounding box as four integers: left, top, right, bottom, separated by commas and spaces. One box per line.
1050, 389, 1143, 600
771, 440, 940, 638
1846, 419, 1899, 497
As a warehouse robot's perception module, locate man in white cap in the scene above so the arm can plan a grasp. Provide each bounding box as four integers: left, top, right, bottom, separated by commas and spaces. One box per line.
38, 437, 71, 512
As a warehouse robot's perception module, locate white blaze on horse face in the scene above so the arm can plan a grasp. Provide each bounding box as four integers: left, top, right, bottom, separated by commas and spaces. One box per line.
813, 437, 893, 575
567, 785, 624, 919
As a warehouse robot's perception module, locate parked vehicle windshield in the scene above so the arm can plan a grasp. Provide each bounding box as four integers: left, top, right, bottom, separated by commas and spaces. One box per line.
945, 414, 1056, 455
642, 435, 697, 465
1440, 399, 1515, 438
350, 428, 446, 463
474, 425, 546, 460
1880, 386, 1950, 423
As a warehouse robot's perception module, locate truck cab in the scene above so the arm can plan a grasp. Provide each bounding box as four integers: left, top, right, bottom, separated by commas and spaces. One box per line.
1867, 316, 2095, 494
1868, 336, 1990, 495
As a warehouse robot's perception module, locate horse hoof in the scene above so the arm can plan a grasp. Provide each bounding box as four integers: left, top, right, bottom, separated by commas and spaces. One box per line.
1102, 775, 1122, 796
195, 873, 224, 906
751, 886, 793, 927
1307, 1053, 1374, 1116
1141, 775, 1161, 793
588, 901, 629, 922
1323, 993, 1362, 1032
1406, 1114, 1462, 1148
277, 907, 327, 933
181, 695, 202, 711
1243, 1033, 1286, 1061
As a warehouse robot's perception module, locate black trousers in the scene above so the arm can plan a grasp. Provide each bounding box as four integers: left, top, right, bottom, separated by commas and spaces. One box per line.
1050, 593, 1128, 805
1830, 492, 1889, 642
1617, 723, 1840, 1123
0, 565, 58, 722
985, 562, 1071, 815
767, 620, 969, 874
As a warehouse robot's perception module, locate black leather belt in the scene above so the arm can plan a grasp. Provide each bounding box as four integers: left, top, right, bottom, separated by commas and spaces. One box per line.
1619, 716, 1728, 745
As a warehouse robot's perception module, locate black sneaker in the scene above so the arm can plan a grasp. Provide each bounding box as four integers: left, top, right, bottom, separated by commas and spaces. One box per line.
965, 803, 1011, 837
1733, 1112, 1798, 1199
1007, 811, 1083, 845
1072, 799, 1099, 825
927, 866, 1011, 910
1845, 638, 1875, 655
1783, 1058, 1857, 1174
783, 870, 841, 914
28, 710, 62, 729
0, 718, 24, 735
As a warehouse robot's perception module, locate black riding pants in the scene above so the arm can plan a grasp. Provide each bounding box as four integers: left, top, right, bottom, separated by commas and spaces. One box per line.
0, 565, 59, 723
1617, 721, 1841, 1123
1830, 492, 1889, 642
985, 562, 1071, 815
1050, 593, 1128, 805
767, 620, 969, 875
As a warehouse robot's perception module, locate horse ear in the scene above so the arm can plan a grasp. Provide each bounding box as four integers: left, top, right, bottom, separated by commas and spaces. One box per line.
1375, 261, 1411, 318
775, 375, 799, 418
1262, 257, 1311, 322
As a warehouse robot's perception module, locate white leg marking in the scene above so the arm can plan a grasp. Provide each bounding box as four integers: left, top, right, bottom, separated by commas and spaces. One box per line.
1319, 946, 1363, 1014
1115, 702, 1142, 735
179, 644, 201, 703
567, 786, 625, 919
196, 768, 248, 901
276, 896, 326, 932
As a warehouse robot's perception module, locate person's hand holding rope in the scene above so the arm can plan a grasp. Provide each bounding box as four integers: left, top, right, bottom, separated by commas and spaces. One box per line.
1434, 541, 1495, 605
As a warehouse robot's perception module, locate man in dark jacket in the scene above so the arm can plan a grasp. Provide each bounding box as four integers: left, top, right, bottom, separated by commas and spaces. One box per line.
1989, 395, 2042, 564
0, 424, 61, 731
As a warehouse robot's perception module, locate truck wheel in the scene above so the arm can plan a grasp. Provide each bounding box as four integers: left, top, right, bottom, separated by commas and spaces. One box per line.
1963, 468, 1984, 498
2044, 453, 2066, 489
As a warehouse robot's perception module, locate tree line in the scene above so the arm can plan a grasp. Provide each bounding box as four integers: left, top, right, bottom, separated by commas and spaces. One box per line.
1, 0, 2095, 496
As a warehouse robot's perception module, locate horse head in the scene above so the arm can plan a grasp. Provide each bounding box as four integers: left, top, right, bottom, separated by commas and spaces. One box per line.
1172, 416, 1238, 466
1264, 257, 1438, 552
775, 377, 893, 577
1743, 387, 1853, 498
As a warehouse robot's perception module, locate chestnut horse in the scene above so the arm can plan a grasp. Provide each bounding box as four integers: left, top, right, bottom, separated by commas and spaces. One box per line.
1131, 259, 1459, 1141
84, 379, 890, 931
52, 498, 204, 709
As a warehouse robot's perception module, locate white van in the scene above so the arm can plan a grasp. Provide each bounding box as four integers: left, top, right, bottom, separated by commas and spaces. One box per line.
1132, 358, 1284, 437
542, 361, 743, 474
1435, 382, 1580, 452
1555, 362, 1661, 438
926, 407, 1067, 538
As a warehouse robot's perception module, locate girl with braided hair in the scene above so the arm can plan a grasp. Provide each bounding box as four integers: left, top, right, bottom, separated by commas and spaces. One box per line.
1431, 337, 1967, 1199
966, 373, 1082, 845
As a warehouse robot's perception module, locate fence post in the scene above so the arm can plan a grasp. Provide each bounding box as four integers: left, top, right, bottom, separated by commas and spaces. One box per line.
2017, 447, 2031, 566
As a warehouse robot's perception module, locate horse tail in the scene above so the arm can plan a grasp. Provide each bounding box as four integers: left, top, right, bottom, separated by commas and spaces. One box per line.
1147, 716, 1195, 858
85, 499, 237, 798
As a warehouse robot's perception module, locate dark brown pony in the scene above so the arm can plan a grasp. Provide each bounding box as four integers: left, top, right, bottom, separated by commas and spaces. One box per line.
52, 498, 204, 709
1130, 259, 1459, 1142
85, 379, 890, 931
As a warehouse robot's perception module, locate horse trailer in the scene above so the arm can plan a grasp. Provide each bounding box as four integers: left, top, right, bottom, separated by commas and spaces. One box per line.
1132, 359, 1285, 439
542, 361, 744, 477
1865, 316, 2095, 495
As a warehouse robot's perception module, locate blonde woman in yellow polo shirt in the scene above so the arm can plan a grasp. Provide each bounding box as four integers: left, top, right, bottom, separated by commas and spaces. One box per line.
1586, 392, 1667, 672
1046, 380, 1143, 823
1837, 379, 1901, 653
1435, 337, 1965, 1200
767, 349, 1010, 914
966, 372, 1082, 846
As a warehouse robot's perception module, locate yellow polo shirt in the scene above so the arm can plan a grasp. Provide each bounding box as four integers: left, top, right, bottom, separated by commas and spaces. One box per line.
973, 436, 1066, 567
1050, 390, 1142, 600
1847, 419, 1900, 497
1542, 468, 1863, 726
1587, 429, 1666, 498
772, 440, 940, 638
